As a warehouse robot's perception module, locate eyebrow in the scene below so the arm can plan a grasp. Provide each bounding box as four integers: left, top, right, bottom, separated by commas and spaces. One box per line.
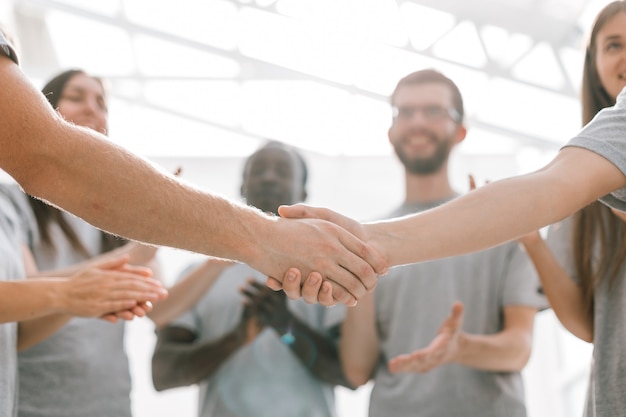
600, 34, 623, 43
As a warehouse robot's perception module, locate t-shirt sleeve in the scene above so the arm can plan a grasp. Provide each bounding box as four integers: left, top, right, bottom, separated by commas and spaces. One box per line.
563, 87, 626, 210
0, 31, 19, 64
502, 243, 548, 310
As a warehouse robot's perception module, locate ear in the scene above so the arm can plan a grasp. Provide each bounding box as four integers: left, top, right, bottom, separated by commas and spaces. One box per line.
387, 126, 394, 145
454, 124, 467, 146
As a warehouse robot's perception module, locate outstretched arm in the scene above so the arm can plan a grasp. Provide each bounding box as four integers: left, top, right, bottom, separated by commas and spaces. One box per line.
278, 146, 625, 286
388, 303, 536, 373
0, 56, 387, 306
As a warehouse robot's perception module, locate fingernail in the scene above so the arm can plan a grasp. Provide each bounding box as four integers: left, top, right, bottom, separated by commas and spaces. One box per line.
287, 271, 296, 281
308, 275, 319, 286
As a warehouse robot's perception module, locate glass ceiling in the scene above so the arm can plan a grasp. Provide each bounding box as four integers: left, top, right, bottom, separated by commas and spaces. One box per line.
0, 0, 617, 157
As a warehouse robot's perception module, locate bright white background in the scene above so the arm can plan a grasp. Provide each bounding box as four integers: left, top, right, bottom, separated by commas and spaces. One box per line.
0, 0, 603, 415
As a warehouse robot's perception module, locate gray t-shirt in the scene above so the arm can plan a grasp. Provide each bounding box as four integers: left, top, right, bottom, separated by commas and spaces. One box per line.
547, 217, 626, 417
171, 262, 344, 417
369, 200, 546, 417
0, 186, 132, 417
0, 34, 23, 417
0, 187, 27, 417
565, 87, 626, 210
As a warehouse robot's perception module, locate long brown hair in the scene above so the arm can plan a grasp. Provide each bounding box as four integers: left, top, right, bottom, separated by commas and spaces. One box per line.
29, 69, 126, 256
574, 1, 626, 313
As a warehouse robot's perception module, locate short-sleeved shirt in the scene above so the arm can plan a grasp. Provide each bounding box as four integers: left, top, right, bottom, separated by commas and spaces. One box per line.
0, 185, 132, 417
0, 30, 24, 412
565, 87, 626, 210
369, 200, 546, 417
547, 216, 626, 417
170, 262, 344, 417
0, 185, 28, 417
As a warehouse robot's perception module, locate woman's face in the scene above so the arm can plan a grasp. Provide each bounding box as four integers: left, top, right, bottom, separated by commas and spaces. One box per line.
595, 11, 626, 101
56, 73, 108, 134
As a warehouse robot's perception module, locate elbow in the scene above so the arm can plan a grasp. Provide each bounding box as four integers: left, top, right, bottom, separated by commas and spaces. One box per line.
151, 353, 182, 392
509, 337, 533, 372
342, 366, 372, 388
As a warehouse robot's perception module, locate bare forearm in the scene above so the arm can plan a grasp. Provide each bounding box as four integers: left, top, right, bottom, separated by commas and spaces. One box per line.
152, 329, 243, 391
0, 280, 66, 323
339, 293, 379, 386
368, 150, 625, 267
368, 173, 582, 267
149, 260, 231, 328
0, 62, 263, 265
17, 313, 71, 351
522, 239, 593, 342
454, 330, 532, 372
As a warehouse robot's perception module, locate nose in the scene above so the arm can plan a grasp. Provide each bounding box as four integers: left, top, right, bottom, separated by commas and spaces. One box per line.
84, 98, 101, 115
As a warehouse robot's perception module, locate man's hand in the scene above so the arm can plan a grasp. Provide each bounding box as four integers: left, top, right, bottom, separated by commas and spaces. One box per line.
265, 204, 387, 306
388, 302, 464, 373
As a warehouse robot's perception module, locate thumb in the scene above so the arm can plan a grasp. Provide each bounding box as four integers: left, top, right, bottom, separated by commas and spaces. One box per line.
278, 203, 317, 219
90, 255, 130, 271
279, 204, 361, 235
449, 301, 464, 329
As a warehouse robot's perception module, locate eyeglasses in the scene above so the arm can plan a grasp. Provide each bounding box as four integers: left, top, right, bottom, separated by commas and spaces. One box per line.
392, 105, 461, 123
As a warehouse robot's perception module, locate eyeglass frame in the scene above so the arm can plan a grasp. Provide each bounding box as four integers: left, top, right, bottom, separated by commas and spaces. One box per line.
391, 105, 462, 124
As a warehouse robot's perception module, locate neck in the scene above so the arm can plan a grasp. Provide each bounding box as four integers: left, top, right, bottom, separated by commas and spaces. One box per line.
404, 163, 456, 204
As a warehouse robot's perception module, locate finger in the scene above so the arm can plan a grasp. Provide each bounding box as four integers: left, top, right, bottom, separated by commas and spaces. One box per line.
100, 313, 119, 323
448, 301, 464, 330
302, 272, 323, 304
114, 309, 136, 321
266, 276, 283, 291
280, 269, 303, 300
90, 255, 131, 271
334, 232, 380, 293
388, 354, 413, 373
327, 280, 357, 307
318, 281, 336, 307
468, 174, 476, 191
117, 264, 153, 277
280, 205, 389, 277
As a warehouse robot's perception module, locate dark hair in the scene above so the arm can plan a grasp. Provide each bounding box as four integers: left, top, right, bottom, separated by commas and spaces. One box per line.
243, 140, 308, 188
574, 1, 626, 313
390, 69, 465, 123
28, 69, 125, 256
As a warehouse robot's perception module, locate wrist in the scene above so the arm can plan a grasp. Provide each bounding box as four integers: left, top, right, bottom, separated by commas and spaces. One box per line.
277, 318, 295, 345
48, 279, 69, 314
451, 332, 468, 364
237, 208, 274, 269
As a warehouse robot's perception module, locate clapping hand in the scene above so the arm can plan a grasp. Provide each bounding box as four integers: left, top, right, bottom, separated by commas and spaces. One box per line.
241, 279, 292, 332
388, 302, 464, 373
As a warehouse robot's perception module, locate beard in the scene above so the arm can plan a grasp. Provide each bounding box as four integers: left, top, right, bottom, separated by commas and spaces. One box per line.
392, 130, 453, 175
